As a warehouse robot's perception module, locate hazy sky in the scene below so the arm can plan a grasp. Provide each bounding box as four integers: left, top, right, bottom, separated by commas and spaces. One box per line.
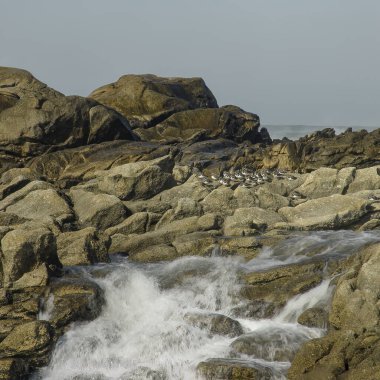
2, 0, 380, 126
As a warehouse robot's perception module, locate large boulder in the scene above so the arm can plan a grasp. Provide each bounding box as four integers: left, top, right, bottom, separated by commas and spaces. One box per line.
88, 74, 218, 128
0, 321, 54, 367
0, 167, 40, 184
44, 277, 104, 329
70, 189, 127, 230
109, 214, 219, 257
155, 197, 203, 228
295, 167, 355, 199
0, 226, 60, 287
242, 261, 325, 316
152, 175, 209, 207
27, 140, 173, 186
218, 236, 262, 259
288, 329, 380, 380
252, 187, 290, 210
278, 194, 369, 230
202, 186, 238, 216
4, 188, 72, 224
179, 139, 244, 174
288, 242, 380, 379
171, 231, 219, 257
262, 140, 301, 170
77, 155, 175, 201
223, 207, 283, 236
105, 212, 159, 236
0, 180, 53, 211
329, 242, 380, 330
347, 165, 380, 193
56, 227, 110, 266
134, 106, 266, 144
0, 67, 136, 159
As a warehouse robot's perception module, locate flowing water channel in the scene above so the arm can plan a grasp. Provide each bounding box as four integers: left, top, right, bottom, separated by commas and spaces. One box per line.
35, 230, 380, 380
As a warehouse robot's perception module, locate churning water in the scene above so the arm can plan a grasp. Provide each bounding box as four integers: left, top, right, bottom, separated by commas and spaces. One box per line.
36, 231, 380, 380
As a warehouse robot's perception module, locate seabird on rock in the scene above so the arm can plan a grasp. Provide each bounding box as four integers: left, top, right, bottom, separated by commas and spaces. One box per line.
202, 178, 212, 185
220, 178, 230, 186
368, 194, 380, 201
242, 167, 254, 176
273, 173, 284, 180
289, 191, 305, 200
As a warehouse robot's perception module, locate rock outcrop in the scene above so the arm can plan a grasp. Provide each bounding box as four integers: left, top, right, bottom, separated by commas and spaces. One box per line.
0, 67, 136, 164
0, 66, 379, 379
56, 227, 110, 266
89, 74, 218, 128
134, 105, 265, 144
1, 226, 60, 288
197, 358, 274, 379
288, 243, 380, 379
277, 194, 369, 230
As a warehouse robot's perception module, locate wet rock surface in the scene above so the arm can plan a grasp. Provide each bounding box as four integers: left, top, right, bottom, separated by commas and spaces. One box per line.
288, 243, 380, 379
184, 312, 243, 337
241, 260, 325, 314
197, 358, 273, 380
0, 67, 379, 379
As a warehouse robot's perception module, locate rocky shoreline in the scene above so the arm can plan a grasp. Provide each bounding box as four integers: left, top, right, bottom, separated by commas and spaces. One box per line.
0, 66, 379, 379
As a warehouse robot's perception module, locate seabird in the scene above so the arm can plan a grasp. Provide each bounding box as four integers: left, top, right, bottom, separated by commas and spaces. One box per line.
202, 178, 212, 185
290, 191, 305, 199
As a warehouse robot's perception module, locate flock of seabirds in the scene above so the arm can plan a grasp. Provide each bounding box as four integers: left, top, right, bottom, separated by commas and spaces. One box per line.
193, 165, 380, 202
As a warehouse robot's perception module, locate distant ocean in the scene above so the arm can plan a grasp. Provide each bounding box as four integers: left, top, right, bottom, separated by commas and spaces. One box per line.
264, 125, 379, 140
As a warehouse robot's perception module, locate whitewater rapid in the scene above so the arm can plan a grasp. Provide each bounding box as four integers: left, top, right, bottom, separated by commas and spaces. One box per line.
35, 230, 380, 380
